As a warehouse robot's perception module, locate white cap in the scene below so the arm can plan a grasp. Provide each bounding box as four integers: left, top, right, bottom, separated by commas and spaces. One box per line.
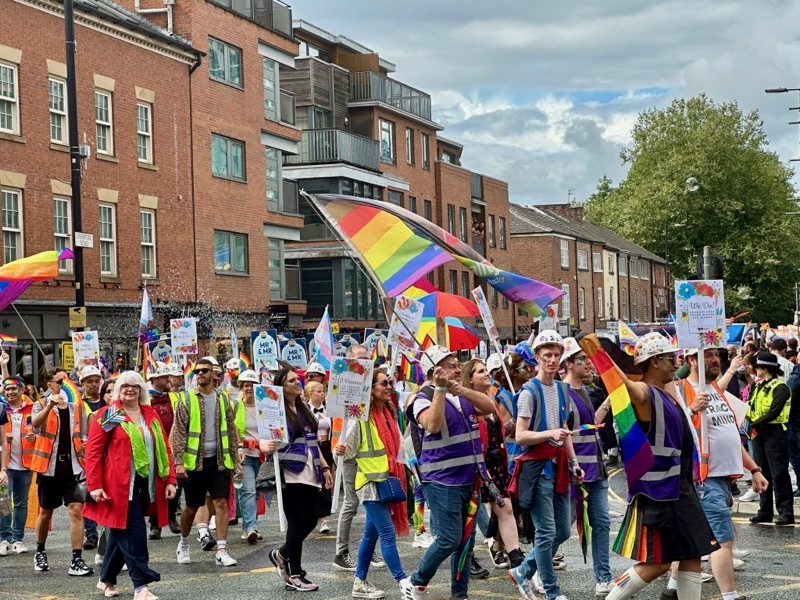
633, 332, 675, 365
225, 357, 240, 371
532, 329, 565, 352
147, 361, 170, 380
237, 369, 259, 383
560, 337, 582, 364
79, 365, 102, 381
306, 362, 326, 375
486, 353, 503, 373
421, 345, 456, 373
200, 356, 219, 366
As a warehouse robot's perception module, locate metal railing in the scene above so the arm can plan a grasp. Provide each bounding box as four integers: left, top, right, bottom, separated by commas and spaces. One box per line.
284, 129, 379, 171
349, 72, 432, 121
282, 179, 299, 214
279, 90, 295, 125
250, 0, 292, 37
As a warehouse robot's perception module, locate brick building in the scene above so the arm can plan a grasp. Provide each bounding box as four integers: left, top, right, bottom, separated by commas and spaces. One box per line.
510, 203, 667, 339
0, 0, 199, 378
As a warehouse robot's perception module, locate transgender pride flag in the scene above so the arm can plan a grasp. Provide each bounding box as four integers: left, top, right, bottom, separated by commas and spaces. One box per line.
313, 305, 334, 371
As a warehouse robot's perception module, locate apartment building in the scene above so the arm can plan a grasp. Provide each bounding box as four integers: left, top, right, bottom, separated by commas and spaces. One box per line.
0, 0, 199, 377
510, 203, 667, 338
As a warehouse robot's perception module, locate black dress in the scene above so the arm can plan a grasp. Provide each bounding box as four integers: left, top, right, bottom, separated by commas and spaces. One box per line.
481, 412, 510, 503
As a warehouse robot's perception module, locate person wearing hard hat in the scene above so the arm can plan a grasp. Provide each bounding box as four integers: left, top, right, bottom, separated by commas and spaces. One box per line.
147, 362, 178, 540
306, 363, 326, 386
586, 332, 720, 600
223, 358, 242, 405
508, 330, 582, 600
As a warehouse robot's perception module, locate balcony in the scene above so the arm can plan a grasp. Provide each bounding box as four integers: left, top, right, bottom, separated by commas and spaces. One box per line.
282, 178, 299, 214
210, 0, 292, 38
279, 90, 296, 125
349, 72, 432, 122
284, 128, 380, 172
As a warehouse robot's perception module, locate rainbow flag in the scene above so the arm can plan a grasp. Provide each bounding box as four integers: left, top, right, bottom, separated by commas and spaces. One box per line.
307, 194, 563, 317
61, 378, 81, 404
578, 334, 654, 489
0, 333, 18, 348
239, 352, 252, 370
618, 321, 639, 346
402, 277, 437, 299
0, 249, 74, 312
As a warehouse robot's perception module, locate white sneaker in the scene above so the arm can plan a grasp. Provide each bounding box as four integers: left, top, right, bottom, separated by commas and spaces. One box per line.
701, 554, 709, 562
553, 595, 570, 600
412, 532, 434, 549
209, 516, 216, 531
595, 581, 614, 597
701, 572, 714, 583
94, 554, 103, 566
319, 520, 330, 534
399, 577, 427, 600
0, 541, 10, 556
733, 558, 745, 570
176, 543, 191, 564
739, 488, 760, 502
11, 541, 27, 554
732, 547, 750, 558
215, 550, 237, 567
352, 577, 385, 599
533, 571, 545, 594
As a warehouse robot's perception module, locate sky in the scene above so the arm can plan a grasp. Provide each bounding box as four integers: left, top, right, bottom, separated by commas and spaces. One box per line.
292, 0, 800, 206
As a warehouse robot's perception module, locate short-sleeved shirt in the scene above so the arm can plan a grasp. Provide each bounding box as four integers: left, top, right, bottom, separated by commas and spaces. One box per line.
517, 380, 564, 430
689, 381, 742, 477
200, 392, 217, 458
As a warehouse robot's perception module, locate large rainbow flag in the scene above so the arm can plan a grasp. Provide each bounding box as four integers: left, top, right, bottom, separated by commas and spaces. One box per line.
0, 249, 74, 312
307, 194, 563, 317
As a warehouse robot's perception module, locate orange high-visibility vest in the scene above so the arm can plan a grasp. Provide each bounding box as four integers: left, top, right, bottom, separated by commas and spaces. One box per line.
5, 396, 35, 469
29, 399, 85, 474
330, 417, 344, 449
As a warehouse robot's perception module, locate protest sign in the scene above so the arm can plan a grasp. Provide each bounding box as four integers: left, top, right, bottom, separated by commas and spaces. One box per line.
71, 330, 100, 368
170, 318, 198, 355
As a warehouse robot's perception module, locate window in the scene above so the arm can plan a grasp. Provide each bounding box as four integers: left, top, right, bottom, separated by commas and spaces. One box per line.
631, 288, 637, 320
578, 288, 585, 320
457, 272, 467, 298
262, 57, 276, 120
459, 207, 467, 242
136, 102, 153, 163
1, 188, 23, 264
269, 238, 283, 300
266, 147, 281, 211
388, 191, 403, 206
560, 240, 569, 268
499, 216, 506, 249
447, 204, 455, 234
491, 287, 498, 308
53, 197, 72, 273
423, 200, 432, 221
140, 210, 156, 278
0, 62, 19, 134
488, 215, 496, 248
95, 91, 113, 155
621, 287, 628, 320
578, 249, 588, 270
408, 196, 417, 213
298, 40, 330, 62
49, 78, 67, 144
405, 127, 414, 165
285, 259, 300, 300
609, 286, 615, 319
629, 257, 637, 278
592, 252, 602, 272
441, 151, 456, 164
208, 37, 242, 87
421, 133, 430, 169
379, 119, 395, 163
561, 284, 570, 319
619, 255, 627, 276
608, 255, 615, 274
99, 204, 116, 276
449, 270, 457, 294
597, 287, 604, 319
502, 296, 508, 309
641, 290, 648, 322
211, 134, 245, 180
214, 230, 248, 274
639, 260, 648, 279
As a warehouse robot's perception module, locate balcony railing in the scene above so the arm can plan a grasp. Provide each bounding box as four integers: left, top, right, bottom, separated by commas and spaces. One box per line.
211, 0, 292, 37
284, 129, 380, 172
282, 178, 299, 214
349, 72, 432, 121
279, 90, 295, 125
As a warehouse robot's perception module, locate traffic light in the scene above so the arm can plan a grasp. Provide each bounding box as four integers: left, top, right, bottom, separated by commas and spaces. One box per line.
695, 254, 724, 279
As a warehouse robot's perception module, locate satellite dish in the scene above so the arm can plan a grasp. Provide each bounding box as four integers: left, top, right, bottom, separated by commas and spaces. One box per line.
685, 177, 699, 192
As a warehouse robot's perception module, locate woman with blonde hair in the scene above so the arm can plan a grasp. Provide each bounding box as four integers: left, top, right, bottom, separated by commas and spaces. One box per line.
305, 380, 333, 533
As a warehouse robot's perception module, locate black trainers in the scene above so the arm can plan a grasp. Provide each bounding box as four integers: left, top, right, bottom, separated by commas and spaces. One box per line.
198, 530, 216, 551
332, 551, 356, 571
168, 517, 181, 535
285, 570, 318, 592
148, 528, 162, 540
68, 556, 94, 576
83, 535, 98, 550
507, 548, 525, 569
34, 550, 49, 572
470, 556, 489, 579
489, 546, 510, 568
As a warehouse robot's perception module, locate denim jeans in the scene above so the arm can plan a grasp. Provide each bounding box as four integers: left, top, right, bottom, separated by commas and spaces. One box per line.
411, 482, 475, 598
101, 496, 160, 588
356, 501, 406, 582
336, 460, 360, 556
788, 424, 800, 484
519, 475, 571, 600
584, 478, 612, 583
475, 502, 490, 538
0, 468, 32, 543
84, 517, 98, 540
239, 455, 262, 533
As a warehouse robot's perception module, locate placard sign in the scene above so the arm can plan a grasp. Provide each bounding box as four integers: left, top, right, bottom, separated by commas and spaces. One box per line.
674, 280, 726, 348
471, 286, 499, 342
71, 330, 100, 368
251, 329, 279, 371
387, 295, 423, 353
254, 384, 288, 442
170, 318, 198, 355
326, 357, 373, 421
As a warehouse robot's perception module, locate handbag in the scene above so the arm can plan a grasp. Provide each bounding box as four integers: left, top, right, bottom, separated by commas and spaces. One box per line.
375, 476, 406, 503
255, 459, 279, 493
73, 475, 90, 503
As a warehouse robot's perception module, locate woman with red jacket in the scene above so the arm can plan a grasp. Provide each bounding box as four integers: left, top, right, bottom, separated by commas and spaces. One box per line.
84, 371, 177, 600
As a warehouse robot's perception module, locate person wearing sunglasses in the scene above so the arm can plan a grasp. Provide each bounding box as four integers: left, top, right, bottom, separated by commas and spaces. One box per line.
0, 376, 27, 555
171, 357, 240, 568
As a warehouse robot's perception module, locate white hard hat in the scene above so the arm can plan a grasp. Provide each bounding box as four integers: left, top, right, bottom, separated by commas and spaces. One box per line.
306, 362, 326, 375
200, 356, 220, 366
225, 357, 240, 371
560, 337, 582, 364
237, 369, 259, 383
147, 361, 170, 380
421, 345, 457, 373
486, 353, 503, 373
633, 332, 676, 365
166, 363, 183, 377
532, 330, 564, 353
79, 365, 102, 381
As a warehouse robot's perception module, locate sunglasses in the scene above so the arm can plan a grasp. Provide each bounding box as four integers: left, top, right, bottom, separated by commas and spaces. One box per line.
50, 379, 63, 385
658, 355, 676, 363
193, 368, 211, 375
373, 380, 392, 388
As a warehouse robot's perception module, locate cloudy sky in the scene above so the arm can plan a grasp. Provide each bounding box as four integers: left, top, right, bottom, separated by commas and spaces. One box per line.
293, 0, 800, 205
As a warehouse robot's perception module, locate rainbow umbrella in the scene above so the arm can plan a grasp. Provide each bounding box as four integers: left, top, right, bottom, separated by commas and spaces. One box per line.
455, 479, 482, 580
575, 484, 591, 563
418, 317, 481, 351
401, 277, 437, 299
418, 291, 480, 319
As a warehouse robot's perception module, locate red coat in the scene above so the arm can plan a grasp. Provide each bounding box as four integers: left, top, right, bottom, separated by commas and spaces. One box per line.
83, 405, 177, 529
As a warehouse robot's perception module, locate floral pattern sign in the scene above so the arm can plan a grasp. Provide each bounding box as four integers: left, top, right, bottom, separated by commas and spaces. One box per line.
254, 384, 288, 442
71, 330, 100, 368
169, 318, 198, 355
675, 279, 726, 348
326, 358, 373, 421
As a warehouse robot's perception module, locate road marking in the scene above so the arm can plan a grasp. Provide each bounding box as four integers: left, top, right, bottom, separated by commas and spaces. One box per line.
607, 467, 626, 503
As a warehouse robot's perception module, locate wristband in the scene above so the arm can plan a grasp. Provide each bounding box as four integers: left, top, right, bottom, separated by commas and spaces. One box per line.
749, 467, 762, 474
434, 386, 447, 392
322, 466, 331, 472
570, 458, 578, 465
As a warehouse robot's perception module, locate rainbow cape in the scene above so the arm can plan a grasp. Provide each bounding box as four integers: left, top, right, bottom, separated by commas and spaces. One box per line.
578, 334, 654, 489
307, 194, 563, 317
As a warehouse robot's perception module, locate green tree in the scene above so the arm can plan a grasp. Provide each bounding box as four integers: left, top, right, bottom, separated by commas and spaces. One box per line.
585, 94, 799, 324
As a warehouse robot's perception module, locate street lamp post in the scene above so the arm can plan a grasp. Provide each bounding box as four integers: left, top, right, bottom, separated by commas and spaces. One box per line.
765, 87, 800, 162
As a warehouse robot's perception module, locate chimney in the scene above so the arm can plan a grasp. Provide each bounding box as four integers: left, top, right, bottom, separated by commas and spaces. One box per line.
547, 203, 584, 222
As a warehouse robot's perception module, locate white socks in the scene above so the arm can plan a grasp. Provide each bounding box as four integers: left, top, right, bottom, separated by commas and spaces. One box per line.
676, 571, 702, 600
606, 567, 648, 600
722, 592, 740, 600
667, 576, 678, 590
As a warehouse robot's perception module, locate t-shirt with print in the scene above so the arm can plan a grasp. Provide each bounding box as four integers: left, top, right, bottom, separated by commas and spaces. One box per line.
689, 381, 742, 477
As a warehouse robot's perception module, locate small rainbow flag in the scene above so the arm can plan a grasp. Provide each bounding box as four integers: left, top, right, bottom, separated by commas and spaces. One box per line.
98, 403, 126, 432
0, 333, 17, 348
572, 423, 606, 433
109, 372, 121, 381
239, 352, 252, 370
61, 378, 81, 404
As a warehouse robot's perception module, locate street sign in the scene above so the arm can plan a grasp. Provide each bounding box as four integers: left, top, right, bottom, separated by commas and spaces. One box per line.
75, 232, 94, 248
61, 341, 74, 371
69, 306, 86, 328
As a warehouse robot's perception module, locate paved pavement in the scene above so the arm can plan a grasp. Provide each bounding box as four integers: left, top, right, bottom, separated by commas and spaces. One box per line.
1, 467, 797, 599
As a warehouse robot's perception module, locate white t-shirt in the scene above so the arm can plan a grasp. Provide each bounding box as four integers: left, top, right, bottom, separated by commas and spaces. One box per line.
413, 391, 463, 430
7, 403, 27, 470
689, 381, 743, 477
517, 381, 564, 430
